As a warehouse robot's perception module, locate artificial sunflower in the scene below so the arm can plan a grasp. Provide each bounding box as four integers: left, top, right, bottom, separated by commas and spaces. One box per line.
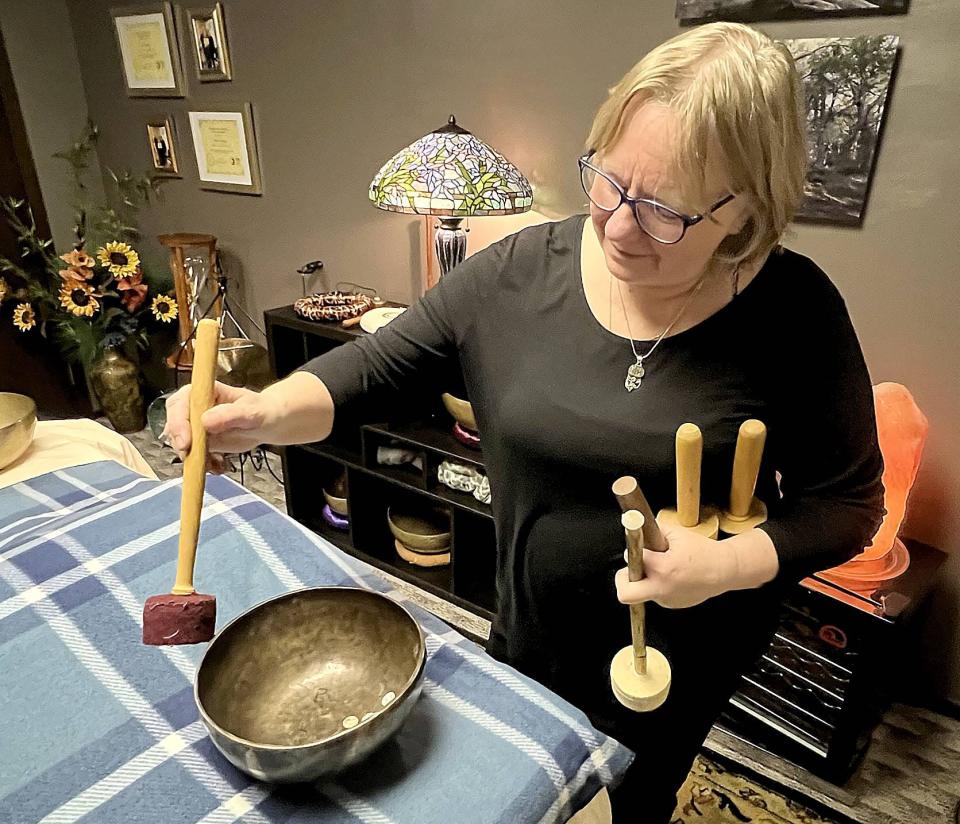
60, 249, 96, 269
97, 241, 140, 277
151, 293, 178, 322
12, 302, 36, 331
0, 277, 7, 302
59, 282, 101, 317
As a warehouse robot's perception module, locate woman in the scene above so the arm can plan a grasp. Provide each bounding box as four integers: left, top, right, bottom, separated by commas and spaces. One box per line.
164, 23, 883, 822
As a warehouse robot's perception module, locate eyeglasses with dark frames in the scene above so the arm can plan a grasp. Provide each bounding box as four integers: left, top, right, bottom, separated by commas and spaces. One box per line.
578, 152, 735, 245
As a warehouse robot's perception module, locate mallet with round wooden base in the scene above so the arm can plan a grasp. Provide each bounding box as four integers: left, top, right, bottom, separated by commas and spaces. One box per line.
657, 423, 720, 539
610, 510, 672, 713
719, 419, 768, 536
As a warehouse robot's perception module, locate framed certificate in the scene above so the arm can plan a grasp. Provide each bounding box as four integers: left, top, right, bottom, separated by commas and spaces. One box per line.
188, 104, 263, 195
111, 3, 185, 97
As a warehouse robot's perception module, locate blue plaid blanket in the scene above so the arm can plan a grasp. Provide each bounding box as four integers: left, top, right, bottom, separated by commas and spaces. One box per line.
0, 461, 632, 823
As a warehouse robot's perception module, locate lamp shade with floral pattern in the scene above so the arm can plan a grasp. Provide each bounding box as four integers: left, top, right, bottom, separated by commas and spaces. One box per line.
369, 115, 533, 217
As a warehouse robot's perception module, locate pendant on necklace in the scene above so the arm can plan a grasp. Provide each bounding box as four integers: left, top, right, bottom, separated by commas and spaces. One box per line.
625, 358, 645, 392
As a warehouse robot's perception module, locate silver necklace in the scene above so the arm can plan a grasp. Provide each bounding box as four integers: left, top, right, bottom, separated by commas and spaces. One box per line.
612, 274, 707, 391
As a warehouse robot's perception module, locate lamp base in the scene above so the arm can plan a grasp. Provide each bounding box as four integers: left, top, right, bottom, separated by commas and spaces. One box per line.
435, 217, 467, 276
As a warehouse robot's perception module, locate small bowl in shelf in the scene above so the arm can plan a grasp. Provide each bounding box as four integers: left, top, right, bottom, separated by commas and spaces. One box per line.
452, 422, 481, 450
323, 489, 349, 517
387, 505, 451, 553
395, 539, 450, 568
441, 393, 478, 434
323, 472, 349, 516
0, 393, 37, 470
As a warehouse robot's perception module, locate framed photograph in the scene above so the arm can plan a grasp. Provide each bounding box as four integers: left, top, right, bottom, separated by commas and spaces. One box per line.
146, 116, 180, 177
676, 0, 908, 23
185, 3, 232, 82
787, 35, 900, 225
110, 3, 185, 97
188, 104, 262, 195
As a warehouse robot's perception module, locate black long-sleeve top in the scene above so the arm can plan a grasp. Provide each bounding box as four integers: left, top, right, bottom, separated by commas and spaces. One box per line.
299, 215, 885, 670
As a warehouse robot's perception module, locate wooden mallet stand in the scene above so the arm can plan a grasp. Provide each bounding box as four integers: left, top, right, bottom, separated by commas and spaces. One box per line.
657, 423, 719, 539
611, 475, 668, 552
609, 510, 672, 712
719, 419, 768, 535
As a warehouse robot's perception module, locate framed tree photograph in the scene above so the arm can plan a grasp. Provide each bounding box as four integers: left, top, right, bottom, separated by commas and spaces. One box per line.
146, 116, 181, 177
185, 2, 232, 82
676, 0, 908, 24
110, 3, 185, 97
787, 35, 900, 225
188, 104, 262, 195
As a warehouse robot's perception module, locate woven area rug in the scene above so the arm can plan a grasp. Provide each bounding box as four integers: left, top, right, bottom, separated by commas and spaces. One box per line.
672, 756, 836, 823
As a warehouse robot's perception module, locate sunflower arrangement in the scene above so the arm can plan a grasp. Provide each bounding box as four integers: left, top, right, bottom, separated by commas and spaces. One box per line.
0, 122, 176, 366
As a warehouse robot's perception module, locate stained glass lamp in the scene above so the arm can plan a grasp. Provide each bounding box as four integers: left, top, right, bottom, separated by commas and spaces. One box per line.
369, 115, 533, 276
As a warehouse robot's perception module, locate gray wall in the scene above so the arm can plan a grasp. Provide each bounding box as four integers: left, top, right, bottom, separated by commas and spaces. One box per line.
0, 0, 104, 252
64, 0, 960, 700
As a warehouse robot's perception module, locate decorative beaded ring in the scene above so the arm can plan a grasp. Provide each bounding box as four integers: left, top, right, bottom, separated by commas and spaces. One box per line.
294, 291, 375, 321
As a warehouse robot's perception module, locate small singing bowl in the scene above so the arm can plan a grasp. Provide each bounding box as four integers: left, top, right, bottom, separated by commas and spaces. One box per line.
323, 489, 349, 517
195, 587, 425, 783
0, 393, 37, 470
441, 393, 478, 433
387, 505, 451, 553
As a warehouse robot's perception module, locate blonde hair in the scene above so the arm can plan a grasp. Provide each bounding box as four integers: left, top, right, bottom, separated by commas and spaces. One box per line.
585, 22, 807, 269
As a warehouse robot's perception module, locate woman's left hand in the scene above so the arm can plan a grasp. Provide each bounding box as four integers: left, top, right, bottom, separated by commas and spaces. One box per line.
614, 521, 738, 609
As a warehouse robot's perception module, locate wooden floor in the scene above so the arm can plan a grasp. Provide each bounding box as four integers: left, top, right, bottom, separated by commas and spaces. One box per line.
126, 424, 960, 824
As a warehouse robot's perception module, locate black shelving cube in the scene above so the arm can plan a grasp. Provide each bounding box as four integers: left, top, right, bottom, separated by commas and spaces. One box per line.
266, 305, 498, 633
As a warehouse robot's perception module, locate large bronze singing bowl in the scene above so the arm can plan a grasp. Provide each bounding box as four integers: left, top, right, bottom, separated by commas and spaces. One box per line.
0, 393, 37, 470
195, 587, 426, 783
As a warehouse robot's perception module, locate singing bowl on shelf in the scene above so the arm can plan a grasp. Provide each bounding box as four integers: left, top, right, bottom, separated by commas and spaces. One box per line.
441, 393, 478, 433
387, 505, 451, 553
323, 473, 348, 516
0, 393, 37, 470
323, 488, 349, 517
195, 587, 425, 783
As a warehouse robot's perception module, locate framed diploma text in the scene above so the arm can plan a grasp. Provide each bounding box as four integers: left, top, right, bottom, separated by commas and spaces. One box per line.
111, 3, 184, 97
188, 105, 263, 195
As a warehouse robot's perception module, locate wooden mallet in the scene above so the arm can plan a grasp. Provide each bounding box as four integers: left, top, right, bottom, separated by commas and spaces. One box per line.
142, 318, 221, 646
657, 423, 719, 539
610, 510, 672, 712
611, 475, 668, 553
718, 419, 768, 536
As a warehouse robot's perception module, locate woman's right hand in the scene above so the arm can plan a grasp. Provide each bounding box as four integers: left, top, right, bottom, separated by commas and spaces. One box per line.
162, 381, 278, 472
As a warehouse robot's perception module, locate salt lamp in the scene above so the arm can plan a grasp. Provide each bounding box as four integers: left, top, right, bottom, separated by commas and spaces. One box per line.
820, 383, 928, 593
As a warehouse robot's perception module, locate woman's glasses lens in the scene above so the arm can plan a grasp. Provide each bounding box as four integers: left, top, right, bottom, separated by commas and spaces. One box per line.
636, 201, 684, 244
581, 162, 686, 243
580, 165, 621, 211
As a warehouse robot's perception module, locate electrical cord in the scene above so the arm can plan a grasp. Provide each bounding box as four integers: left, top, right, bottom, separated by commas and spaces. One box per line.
236, 446, 284, 489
